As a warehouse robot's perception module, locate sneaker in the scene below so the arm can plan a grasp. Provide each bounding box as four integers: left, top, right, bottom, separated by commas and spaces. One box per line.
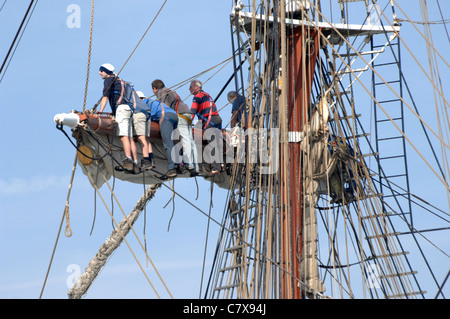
122, 158, 134, 171
205, 170, 220, 178
159, 169, 177, 181
176, 163, 188, 174
132, 162, 141, 174
166, 169, 178, 178
188, 168, 200, 177
140, 159, 154, 171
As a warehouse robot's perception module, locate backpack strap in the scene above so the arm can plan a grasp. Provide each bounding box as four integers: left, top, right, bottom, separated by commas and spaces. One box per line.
117, 78, 124, 105
168, 88, 192, 124
116, 78, 137, 111
173, 90, 180, 114
131, 88, 137, 111
196, 111, 219, 129
204, 94, 214, 129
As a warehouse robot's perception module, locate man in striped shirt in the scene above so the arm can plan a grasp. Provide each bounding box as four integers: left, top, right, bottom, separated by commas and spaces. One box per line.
189, 80, 222, 130
189, 80, 222, 176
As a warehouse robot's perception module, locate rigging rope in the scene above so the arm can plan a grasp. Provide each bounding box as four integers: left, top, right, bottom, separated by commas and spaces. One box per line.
82, 0, 95, 111
199, 179, 214, 298
63, 154, 77, 237
39, 154, 77, 299
117, 0, 167, 77
67, 168, 169, 299
98, 171, 174, 298
0, 0, 38, 84
304, 1, 450, 192
44, 1, 172, 298
92, 0, 168, 111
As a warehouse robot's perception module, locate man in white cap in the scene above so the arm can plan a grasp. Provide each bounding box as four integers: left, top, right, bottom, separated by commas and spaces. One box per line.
98, 63, 138, 172
132, 90, 155, 170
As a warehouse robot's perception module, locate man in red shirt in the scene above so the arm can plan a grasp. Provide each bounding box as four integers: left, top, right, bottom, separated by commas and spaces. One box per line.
189, 80, 222, 176
189, 80, 222, 130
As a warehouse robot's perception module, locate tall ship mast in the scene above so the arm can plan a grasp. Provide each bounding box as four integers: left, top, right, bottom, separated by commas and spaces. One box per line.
206, 0, 418, 299
39, 0, 448, 299
202, 0, 450, 299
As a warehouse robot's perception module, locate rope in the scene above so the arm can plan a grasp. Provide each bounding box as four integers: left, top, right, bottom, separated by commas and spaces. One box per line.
395, 17, 450, 25
56, 123, 111, 162
39, 152, 77, 298
92, 0, 168, 111
0, 0, 38, 84
165, 179, 176, 231
63, 153, 78, 237
305, 1, 450, 192
68, 168, 166, 299
392, 0, 450, 70
199, 179, 214, 298
98, 171, 174, 298
39, 202, 68, 299
117, 0, 167, 77
82, 0, 95, 111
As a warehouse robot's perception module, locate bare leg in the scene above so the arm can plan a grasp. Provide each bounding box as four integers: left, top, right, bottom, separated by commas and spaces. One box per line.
137, 136, 149, 157
120, 136, 132, 158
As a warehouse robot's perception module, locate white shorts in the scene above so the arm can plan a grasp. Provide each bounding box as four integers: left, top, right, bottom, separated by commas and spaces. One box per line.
133, 112, 150, 137
115, 104, 133, 136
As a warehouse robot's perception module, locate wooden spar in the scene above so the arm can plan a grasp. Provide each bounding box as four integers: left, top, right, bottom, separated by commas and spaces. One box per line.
280, 25, 320, 298
66, 111, 230, 151
67, 183, 160, 299
77, 111, 162, 139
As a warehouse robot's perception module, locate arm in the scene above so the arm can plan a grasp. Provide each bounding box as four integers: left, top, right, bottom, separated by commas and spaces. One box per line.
231, 111, 238, 128
166, 90, 179, 110
99, 77, 112, 113
99, 96, 109, 113
159, 104, 165, 126
191, 97, 199, 120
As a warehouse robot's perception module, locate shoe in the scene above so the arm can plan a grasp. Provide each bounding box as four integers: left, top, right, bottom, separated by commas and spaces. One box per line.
159, 169, 178, 180
132, 162, 141, 174
123, 162, 141, 175
166, 169, 178, 178
188, 168, 200, 177
140, 159, 154, 171
330, 196, 342, 204
176, 163, 188, 174
205, 170, 220, 178
117, 158, 134, 171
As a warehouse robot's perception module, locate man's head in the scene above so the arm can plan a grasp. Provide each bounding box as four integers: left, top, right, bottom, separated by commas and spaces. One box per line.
189, 80, 202, 95
227, 91, 238, 103
151, 79, 165, 94
136, 91, 145, 100
99, 63, 115, 79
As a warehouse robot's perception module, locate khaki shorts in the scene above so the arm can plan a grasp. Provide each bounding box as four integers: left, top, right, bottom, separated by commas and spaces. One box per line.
133, 112, 150, 137
115, 104, 133, 136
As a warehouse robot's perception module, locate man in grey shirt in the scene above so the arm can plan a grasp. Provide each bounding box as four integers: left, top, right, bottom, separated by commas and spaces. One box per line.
152, 80, 199, 176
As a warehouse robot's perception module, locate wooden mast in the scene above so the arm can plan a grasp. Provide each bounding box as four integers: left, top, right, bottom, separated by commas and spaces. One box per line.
281, 7, 320, 298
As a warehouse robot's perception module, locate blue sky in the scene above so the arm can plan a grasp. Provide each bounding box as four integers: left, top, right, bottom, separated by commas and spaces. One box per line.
0, 0, 448, 299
